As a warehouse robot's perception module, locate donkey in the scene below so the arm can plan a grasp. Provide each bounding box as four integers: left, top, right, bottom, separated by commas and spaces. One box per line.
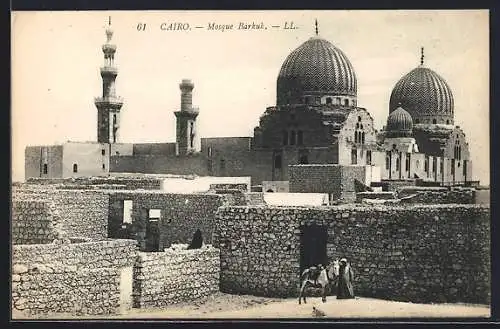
298, 260, 340, 305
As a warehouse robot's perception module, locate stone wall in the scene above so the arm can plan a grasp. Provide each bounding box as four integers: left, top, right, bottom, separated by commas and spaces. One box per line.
12, 200, 62, 244
398, 187, 476, 204
213, 204, 490, 304
356, 191, 397, 203
132, 245, 220, 308
289, 164, 367, 203
12, 188, 109, 241
26, 176, 163, 190
12, 239, 138, 316
107, 191, 229, 251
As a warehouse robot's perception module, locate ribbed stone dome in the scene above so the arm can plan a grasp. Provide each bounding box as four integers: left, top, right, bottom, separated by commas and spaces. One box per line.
389, 66, 454, 125
277, 37, 357, 106
386, 106, 413, 137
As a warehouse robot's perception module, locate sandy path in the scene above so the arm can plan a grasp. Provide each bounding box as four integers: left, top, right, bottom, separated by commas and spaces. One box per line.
22, 292, 489, 320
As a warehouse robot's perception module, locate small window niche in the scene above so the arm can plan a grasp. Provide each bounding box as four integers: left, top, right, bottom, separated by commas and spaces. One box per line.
73, 163, 78, 173
43, 163, 48, 174
149, 209, 161, 220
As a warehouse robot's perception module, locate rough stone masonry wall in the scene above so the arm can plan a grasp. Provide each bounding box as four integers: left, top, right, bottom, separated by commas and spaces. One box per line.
213, 204, 490, 304
132, 245, 220, 308
289, 164, 366, 202
398, 187, 476, 204
107, 191, 229, 251
12, 239, 138, 316
26, 176, 163, 190
12, 199, 62, 244
12, 188, 109, 241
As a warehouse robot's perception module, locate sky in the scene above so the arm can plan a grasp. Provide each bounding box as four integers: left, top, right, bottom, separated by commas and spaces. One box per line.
11, 10, 490, 184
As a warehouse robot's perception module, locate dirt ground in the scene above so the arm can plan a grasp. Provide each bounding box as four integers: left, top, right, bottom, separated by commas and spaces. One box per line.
18, 292, 490, 320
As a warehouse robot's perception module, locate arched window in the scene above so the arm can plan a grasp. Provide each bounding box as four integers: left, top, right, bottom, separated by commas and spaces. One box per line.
424, 157, 429, 173
351, 148, 358, 164
356, 123, 359, 129
358, 116, 362, 122
385, 154, 390, 170
432, 119, 437, 124
361, 132, 365, 144
73, 163, 78, 173
42, 163, 48, 174
102, 164, 106, 171
282, 131, 288, 146
366, 150, 372, 165
290, 130, 296, 145
446, 120, 450, 125
297, 130, 303, 145
326, 97, 332, 105
396, 157, 400, 171
220, 159, 226, 170
344, 99, 349, 106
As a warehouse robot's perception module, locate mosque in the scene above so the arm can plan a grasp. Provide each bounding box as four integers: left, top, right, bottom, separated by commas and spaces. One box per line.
25, 20, 473, 191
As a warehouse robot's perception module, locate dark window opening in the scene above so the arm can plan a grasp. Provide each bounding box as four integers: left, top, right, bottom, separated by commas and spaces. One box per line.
366, 150, 372, 165
392, 144, 397, 150
446, 120, 450, 124
326, 97, 332, 105
344, 99, 349, 106
433, 158, 437, 172
290, 131, 296, 145
361, 132, 365, 144
116, 151, 120, 155
299, 155, 309, 164
220, 159, 225, 171
424, 157, 429, 173
266, 189, 274, 192
189, 122, 195, 148
406, 153, 410, 171
396, 158, 400, 171
297, 130, 303, 145
73, 163, 78, 173
432, 119, 437, 124
274, 155, 282, 169
386, 152, 391, 170
102, 164, 106, 170
356, 123, 359, 129
42, 163, 48, 174
358, 116, 362, 122
351, 148, 358, 165
283, 131, 289, 146
102, 149, 106, 156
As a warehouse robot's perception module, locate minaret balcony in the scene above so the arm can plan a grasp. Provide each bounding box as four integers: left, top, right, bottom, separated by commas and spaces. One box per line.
100, 66, 118, 76
94, 96, 123, 108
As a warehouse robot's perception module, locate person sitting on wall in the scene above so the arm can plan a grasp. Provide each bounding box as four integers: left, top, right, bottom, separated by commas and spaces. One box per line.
337, 258, 355, 299
187, 229, 203, 249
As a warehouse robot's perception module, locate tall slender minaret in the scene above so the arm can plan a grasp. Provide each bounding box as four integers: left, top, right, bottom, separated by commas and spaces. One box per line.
94, 16, 123, 144
174, 79, 199, 156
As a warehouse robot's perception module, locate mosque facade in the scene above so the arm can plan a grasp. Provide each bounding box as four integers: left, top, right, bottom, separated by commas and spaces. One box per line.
25, 21, 473, 190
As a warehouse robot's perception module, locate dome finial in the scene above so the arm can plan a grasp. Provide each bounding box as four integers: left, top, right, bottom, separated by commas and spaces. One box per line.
105, 16, 113, 43
420, 47, 424, 66
315, 19, 319, 36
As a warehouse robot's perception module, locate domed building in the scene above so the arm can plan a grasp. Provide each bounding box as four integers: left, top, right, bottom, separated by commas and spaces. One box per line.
26, 22, 474, 196
379, 48, 472, 183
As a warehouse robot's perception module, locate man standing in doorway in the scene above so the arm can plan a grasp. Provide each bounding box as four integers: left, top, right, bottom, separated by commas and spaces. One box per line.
337, 258, 355, 299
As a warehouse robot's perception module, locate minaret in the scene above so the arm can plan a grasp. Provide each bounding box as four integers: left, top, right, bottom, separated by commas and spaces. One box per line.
94, 16, 123, 144
174, 79, 199, 156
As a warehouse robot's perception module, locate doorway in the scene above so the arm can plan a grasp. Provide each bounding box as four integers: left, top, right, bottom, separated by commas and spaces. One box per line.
145, 209, 161, 252
300, 224, 328, 272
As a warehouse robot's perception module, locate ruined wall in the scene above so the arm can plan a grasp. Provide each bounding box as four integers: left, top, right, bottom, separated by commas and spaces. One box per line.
398, 187, 476, 204
132, 245, 220, 308
107, 191, 229, 251
12, 188, 109, 241
12, 239, 137, 316
213, 204, 490, 304
12, 200, 62, 244
26, 176, 163, 190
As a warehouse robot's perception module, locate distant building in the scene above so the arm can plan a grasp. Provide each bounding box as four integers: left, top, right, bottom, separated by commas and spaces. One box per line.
25, 21, 473, 188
